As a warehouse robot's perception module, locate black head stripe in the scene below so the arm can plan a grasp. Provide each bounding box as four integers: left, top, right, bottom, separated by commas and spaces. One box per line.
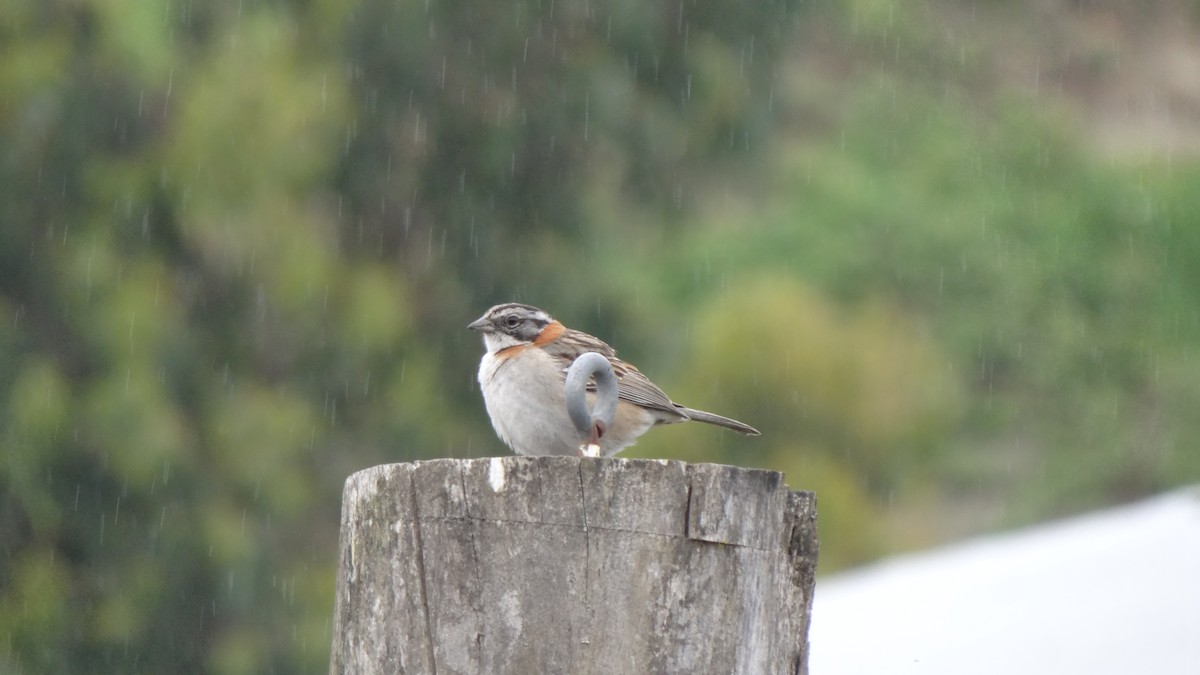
490, 302, 542, 315
487, 303, 552, 341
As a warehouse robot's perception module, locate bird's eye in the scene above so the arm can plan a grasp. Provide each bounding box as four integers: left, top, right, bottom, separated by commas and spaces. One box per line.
504, 315, 520, 328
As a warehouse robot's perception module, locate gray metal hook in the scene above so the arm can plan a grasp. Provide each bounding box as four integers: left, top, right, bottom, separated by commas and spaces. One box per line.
564, 352, 618, 457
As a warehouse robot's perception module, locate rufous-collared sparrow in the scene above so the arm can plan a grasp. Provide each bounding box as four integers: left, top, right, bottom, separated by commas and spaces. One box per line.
469, 303, 760, 457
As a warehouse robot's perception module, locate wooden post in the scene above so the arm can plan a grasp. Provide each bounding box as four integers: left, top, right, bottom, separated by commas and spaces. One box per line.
329, 456, 818, 674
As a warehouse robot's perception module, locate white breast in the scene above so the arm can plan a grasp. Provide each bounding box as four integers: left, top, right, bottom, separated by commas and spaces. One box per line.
477, 349, 581, 456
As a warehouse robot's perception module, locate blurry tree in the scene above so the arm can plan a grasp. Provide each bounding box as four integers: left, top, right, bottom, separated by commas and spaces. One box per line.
0, 0, 800, 672
628, 4, 1200, 555
4, 0, 1200, 671
336, 0, 801, 396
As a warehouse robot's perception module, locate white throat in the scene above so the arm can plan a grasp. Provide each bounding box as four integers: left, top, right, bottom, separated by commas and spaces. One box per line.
481, 331, 524, 355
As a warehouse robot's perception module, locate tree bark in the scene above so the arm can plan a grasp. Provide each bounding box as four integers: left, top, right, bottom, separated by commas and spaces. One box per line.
330, 456, 818, 674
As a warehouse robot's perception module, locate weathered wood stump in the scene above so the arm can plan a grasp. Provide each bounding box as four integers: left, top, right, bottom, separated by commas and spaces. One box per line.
329, 456, 818, 674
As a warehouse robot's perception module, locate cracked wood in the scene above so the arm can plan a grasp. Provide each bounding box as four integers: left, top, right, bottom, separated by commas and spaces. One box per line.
330, 456, 819, 675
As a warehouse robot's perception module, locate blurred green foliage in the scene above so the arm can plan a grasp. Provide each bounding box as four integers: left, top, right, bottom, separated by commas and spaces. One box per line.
2, 0, 1199, 671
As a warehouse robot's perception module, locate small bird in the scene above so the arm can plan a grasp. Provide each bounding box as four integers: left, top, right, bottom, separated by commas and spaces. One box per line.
469, 303, 760, 457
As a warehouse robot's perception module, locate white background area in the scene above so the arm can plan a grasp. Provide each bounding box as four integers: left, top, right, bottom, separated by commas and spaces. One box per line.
810, 487, 1200, 674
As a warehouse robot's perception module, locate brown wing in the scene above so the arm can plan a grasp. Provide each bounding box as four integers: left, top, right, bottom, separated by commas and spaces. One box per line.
608, 359, 684, 417
542, 328, 685, 419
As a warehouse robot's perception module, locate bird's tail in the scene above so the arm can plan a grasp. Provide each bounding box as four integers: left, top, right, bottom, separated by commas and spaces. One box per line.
678, 407, 761, 436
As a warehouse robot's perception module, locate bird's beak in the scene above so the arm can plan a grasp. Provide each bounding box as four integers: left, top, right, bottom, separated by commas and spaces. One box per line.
467, 316, 492, 332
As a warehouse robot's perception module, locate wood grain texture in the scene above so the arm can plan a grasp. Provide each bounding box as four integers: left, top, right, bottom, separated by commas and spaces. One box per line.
330, 456, 818, 675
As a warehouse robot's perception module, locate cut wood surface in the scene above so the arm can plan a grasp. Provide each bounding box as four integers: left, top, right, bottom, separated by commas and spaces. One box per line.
330, 456, 818, 674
